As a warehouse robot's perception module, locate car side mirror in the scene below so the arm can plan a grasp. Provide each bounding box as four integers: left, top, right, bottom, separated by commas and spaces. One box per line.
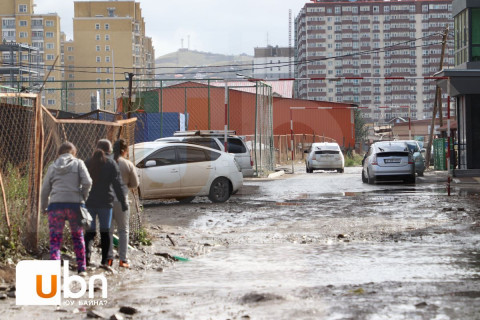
145, 160, 156, 168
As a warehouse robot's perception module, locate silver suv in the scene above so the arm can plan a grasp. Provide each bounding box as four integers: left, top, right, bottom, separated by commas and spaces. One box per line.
156, 130, 254, 177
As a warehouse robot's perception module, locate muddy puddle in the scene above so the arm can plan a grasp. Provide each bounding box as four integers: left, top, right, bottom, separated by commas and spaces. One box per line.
115, 233, 480, 319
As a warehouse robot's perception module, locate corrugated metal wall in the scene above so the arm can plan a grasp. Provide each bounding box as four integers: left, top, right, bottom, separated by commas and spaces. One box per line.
146, 82, 354, 148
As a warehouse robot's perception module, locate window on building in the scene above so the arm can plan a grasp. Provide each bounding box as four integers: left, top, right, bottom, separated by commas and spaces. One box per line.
96, 45, 101, 52
472, 8, 480, 61
95, 23, 100, 30
47, 99, 55, 105
105, 45, 110, 51
46, 43, 54, 49
105, 23, 110, 30
19, 20, 27, 27
105, 34, 110, 41
46, 20, 54, 27
46, 32, 54, 38
96, 34, 100, 40
105, 56, 110, 62
96, 56, 101, 63
19, 32, 28, 38
107, 8, 116, 17
97, 68, 102, 73
67, 46, 73, 52
96, 78, 101, 84
18, 4, 27, 13
46, 54, 55, 60
68, 56, 74, 61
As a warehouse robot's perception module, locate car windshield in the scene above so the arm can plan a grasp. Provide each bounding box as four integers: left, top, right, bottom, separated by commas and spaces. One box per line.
129, 146, 154, 162
405, 142, 419, 153
375, 142, 408, 152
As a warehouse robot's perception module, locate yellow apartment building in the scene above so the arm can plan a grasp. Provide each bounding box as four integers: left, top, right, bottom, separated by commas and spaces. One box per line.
72, 0, 155, 113
0, 0, 63, 108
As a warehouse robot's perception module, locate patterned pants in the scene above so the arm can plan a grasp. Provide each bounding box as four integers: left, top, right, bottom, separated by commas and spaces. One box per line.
48, 208, 86, 272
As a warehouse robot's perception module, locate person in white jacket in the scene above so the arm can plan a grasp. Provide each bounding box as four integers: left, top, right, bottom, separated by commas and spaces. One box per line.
107, 139, 139, 268
40, 141, 92, 275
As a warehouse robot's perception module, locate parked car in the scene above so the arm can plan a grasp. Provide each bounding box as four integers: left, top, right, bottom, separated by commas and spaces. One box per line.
304, 142, 344, 173
156, 130, 254, 177
130, 141, 243, 203
362, 141, 415, 184
396, 140, 426, 176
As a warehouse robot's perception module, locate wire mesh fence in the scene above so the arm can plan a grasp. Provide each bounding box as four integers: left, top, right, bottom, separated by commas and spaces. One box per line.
18, 79, 276, 176
0, 92, 140, 253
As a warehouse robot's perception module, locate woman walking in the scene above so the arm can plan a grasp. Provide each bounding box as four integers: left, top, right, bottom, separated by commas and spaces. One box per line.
85, 139, 128, 267
41, 141, 92, 275
107, 139, 139, 268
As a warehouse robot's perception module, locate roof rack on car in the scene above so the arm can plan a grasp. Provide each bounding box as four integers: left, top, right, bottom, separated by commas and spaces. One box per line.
173, 130, 237, 136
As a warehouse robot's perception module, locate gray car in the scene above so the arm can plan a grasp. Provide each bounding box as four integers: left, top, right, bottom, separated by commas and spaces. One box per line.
362, 141, 416, 184
156, 131, 254, 177
397, 140, 425, 176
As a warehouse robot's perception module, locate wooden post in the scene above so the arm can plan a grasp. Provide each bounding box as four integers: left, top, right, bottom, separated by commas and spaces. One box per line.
25, 95, 44, 252
0, 172, 11, 237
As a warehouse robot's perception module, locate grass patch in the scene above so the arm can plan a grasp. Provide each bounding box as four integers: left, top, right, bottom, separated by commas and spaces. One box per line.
345, 153, 364, 167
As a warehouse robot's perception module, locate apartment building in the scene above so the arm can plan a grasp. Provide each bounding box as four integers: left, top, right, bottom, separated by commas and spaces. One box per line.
71, 0, 155, 113
294, 0, 454, 123
0, 0, 63, 107
253, 45, 293, 79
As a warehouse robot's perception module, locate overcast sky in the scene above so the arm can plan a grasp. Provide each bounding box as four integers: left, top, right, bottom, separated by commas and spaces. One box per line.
35, 0, 310, 57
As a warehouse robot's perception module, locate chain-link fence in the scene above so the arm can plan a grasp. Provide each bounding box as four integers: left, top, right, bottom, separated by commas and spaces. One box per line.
14, 79, 275, 176
0, 92, 140, 253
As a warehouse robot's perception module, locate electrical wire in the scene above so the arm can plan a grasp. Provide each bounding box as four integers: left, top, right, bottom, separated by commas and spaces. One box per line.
1, 32, 452, 78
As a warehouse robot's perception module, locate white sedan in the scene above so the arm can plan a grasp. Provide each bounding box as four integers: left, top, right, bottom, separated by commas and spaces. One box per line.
130, 142, 243, 203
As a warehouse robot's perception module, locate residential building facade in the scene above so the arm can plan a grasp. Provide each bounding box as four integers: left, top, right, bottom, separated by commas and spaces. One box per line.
294, 0, 454, 123
253, 46, 293, 79
71, 0, 155, 113
0, 0, 63, 107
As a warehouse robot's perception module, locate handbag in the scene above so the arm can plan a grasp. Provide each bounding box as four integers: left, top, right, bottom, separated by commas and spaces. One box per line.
78, 206, 93, 229
77, 163, 92, 228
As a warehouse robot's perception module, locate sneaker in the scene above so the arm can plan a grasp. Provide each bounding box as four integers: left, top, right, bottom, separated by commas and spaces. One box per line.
107, 259, 113, 267
119, 260, 130, 268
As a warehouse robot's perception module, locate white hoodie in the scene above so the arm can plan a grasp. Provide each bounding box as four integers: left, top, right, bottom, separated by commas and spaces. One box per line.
40, 153, 92, 211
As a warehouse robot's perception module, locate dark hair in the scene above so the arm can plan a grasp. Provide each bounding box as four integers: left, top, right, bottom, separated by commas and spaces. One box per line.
58, 141, 77, 157
87, 149, 106, 184
113, 139, 128, 161
96, 139, 112, 154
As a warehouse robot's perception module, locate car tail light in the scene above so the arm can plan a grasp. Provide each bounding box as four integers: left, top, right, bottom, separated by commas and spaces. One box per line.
408, 154, 414, 165
250, 155, 254, 167
371, 155, 378, 165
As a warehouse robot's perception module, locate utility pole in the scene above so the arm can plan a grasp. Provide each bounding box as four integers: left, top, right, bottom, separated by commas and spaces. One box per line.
425, 26, 448, 168
124, 72, 134, 119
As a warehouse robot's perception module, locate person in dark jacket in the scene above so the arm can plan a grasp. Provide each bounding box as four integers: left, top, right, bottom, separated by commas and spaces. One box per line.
40, 141, 92, 275
84, 139, 128, 267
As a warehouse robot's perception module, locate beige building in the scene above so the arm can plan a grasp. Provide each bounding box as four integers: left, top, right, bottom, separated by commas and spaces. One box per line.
0, 0, 63, 107
71, 0, 155, 113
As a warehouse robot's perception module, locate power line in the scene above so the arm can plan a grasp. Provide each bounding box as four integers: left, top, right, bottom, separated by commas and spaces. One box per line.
2, 32, 452, 78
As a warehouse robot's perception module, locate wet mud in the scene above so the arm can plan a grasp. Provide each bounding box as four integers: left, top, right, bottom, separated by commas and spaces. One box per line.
2, 167, 480, 319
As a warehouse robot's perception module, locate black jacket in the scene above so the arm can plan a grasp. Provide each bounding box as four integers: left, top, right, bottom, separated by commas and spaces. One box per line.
85, 157, 128, 211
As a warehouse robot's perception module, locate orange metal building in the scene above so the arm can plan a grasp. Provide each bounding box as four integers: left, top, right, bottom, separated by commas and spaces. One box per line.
124, 81, 356, 148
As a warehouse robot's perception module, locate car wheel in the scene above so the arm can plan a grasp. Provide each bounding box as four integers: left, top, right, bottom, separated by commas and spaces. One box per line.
208, 177, 231, 203
362, 169, 367, 183
367, 169, 375, 185
337, 168, 344, 173
176, 196, 195, 204
417, 171, 424, 177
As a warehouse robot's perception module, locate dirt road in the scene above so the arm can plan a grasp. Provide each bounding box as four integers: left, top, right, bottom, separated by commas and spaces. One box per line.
2, 167, 480, 319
